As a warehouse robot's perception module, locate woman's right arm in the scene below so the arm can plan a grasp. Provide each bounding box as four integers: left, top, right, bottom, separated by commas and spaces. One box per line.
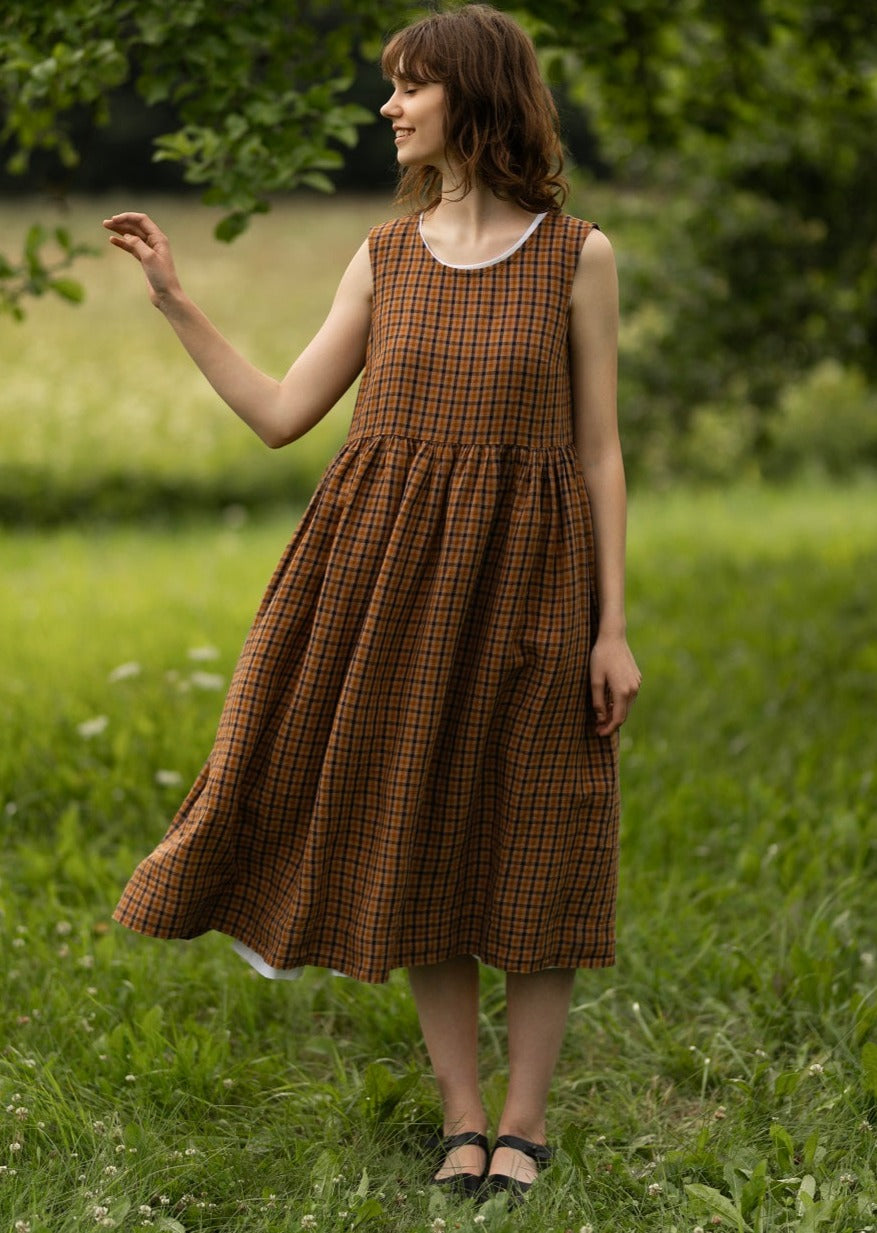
102, 211, 373, 449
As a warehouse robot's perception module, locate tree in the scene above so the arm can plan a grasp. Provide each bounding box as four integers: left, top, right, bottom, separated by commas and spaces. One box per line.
524, 0, 877, 464
0, 0, 415, 315
3, 0, 875, 465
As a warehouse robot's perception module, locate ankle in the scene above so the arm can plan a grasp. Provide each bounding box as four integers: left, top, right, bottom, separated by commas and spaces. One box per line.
442, 1109, 488, 1137
496, 1118, 547, 1145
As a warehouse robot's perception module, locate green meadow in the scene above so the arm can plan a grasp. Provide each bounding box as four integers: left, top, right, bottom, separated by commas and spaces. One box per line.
0, 197, 875, 1232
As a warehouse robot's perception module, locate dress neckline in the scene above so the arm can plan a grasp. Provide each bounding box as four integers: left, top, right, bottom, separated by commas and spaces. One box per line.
417, 211, 549, 270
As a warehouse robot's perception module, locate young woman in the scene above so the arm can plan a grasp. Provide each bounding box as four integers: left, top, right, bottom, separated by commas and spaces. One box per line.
106, 2, 641, 1203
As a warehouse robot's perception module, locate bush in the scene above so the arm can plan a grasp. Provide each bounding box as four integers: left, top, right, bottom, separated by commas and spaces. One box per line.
763, 361, 877, 480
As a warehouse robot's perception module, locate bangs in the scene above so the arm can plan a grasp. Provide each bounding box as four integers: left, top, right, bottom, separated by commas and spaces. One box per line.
381, 28, 442, 85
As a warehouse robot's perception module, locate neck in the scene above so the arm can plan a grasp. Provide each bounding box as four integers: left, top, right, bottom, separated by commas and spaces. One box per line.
428, 173, 532, 234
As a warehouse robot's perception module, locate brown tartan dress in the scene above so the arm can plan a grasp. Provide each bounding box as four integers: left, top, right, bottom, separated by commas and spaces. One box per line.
113, 209, 621, 984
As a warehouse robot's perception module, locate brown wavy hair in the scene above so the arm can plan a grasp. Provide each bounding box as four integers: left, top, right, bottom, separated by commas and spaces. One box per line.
381, 3, 568, 214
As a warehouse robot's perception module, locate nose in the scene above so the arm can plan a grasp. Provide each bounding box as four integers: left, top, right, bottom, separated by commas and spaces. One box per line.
380, 90, 402, 119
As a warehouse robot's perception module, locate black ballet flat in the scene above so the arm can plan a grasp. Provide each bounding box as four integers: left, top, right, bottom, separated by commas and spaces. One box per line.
429, 1129, 490, 1199
484, 1133, 554, 1204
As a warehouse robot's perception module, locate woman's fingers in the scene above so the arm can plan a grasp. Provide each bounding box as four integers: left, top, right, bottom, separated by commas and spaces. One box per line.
102, 213, 165, 247
591, 665, 641, 736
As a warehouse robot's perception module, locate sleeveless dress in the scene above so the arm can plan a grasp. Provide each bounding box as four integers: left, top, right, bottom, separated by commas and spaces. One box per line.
112, 209, 621, 984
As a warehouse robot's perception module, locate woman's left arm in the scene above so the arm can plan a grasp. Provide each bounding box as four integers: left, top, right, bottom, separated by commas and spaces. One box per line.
569, 226, 642, 737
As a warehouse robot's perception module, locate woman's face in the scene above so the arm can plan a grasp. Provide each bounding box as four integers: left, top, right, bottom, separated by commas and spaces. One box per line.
380, 76, 447, 168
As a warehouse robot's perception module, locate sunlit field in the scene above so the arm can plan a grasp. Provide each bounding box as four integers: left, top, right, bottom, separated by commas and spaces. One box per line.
0, 196, 874, 1232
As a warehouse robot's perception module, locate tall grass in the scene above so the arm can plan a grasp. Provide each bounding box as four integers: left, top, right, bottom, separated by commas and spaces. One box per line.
1, 483, 875, 1231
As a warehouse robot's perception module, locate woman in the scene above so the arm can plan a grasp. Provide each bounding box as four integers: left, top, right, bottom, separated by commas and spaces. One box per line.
106, 2, 641, 1203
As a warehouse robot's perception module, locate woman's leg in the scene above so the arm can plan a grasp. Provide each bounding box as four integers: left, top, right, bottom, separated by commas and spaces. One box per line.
408, 955, 488, 1179
490, 967, 576, 1183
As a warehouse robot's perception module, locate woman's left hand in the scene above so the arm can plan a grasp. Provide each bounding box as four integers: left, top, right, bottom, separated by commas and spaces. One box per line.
589, 632, 642, 737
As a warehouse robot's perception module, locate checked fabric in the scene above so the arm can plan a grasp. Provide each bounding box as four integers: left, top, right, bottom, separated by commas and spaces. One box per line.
113, 210, 621, 983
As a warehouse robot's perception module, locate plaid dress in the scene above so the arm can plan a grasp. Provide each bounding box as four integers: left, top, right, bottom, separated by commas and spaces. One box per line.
113, 210, 621, 983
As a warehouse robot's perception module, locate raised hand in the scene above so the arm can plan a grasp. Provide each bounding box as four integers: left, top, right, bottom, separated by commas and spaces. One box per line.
102, 212, 181, 307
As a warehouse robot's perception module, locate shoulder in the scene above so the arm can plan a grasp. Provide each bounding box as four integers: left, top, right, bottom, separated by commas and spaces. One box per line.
576, 224, 614, 265
539, 212, 610, 272
367, 214, 417, 248
571, 224, 616, 301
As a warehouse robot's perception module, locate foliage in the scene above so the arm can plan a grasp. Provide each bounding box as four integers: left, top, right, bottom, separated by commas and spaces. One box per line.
0, 222, 95, 320
2, 2, 876, 454
520, 0, 877, 451
1, 196, 873, 527
0, 0, 414, 310
1, 483, 875, 1230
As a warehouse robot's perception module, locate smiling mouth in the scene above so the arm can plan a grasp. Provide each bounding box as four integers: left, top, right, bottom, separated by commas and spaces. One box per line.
394, 129, 415, 141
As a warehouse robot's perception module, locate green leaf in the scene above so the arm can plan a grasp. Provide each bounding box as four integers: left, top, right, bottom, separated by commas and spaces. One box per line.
862, 1041, 877, 1098
740, 1159, 768, 1219
213, 212, 250, 243
770, 1122, 795, 1173
50, 276, 85, 303
773, 1069, 802, 1098
299, 171, 335, 194
685, 1183, 749, 1232
24, 222, 47, 266
349, 1197, 384, 1227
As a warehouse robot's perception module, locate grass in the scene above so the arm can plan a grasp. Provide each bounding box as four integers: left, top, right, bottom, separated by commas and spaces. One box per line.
0, 194, 390, 523
1, 482, 875, 1232
0, 194, 874, 1230
0, 187, 661, 523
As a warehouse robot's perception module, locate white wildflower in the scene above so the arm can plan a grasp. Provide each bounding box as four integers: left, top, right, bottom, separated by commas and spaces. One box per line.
300, 1216, 318, 1230
188, 645, 220, 661
55, 920, 73, 935
108, 661, 141, 682
92, 1207, 109, 1220
431, 1220, 446, 1232
809, 1062, 824, 1076
184, 1146, 199, 1156
104, 1164, 118, 1176
154, 769, 182, 787
9, 1141, 22, 1152
189, 670, 224, 691
124, 1074, 136, 1083
14, 1221, 31, 1232
14, 1107, 28, 1119
647, 1182, 663, 1196
77, 715, 109, 738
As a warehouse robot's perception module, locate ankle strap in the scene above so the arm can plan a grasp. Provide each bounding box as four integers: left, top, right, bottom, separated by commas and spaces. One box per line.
442, 1130, 490, 1153
493, 1134, 554, 1165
